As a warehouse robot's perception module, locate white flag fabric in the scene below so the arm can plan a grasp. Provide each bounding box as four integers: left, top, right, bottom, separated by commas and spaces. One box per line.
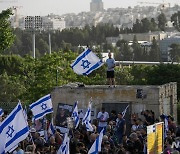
57, 133, 70, 154
164, 115, 169, 137
29, 94, 53, 120
0, 103, 29, 154
71, 48, 104, 75
82, 102, 93, 132
48, 120, 55, 135
0, 108, 4, 117
23, 106, 28, 121
122, 105, 129, 118
71, 101, 80, 129
88, 128, 104, 154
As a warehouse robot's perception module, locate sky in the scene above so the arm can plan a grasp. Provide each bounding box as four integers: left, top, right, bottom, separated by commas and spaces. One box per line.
0, 0, 180, 16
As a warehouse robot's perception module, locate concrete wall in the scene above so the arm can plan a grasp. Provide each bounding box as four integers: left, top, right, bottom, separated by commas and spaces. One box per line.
119, 33, 168, 42
51, 82, 177, 121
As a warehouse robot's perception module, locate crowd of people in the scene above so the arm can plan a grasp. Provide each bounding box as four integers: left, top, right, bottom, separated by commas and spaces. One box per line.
0, 107, 179, 154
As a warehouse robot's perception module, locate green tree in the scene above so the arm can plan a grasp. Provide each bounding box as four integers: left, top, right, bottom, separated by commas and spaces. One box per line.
132, 35, 143, 61
158, 13, 167, 31
132, 19, 142, 33
141, 18, 151, 33
121, 42, 133, 61
36, 38, 49, 56
150, 18, 158, 31
171, 11, 180, 31
146, 64, 180, 100
0, 72, 26, 102
0, 9, 15, 53
149, 37, 160, 61
169, 44, 180, 62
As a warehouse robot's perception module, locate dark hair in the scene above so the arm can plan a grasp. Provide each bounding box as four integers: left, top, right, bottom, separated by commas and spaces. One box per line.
118, 112, 123, 116
77, 142, 85, 147
137, 118, 142, 121
111, 110, 116, 114
169, 117, 174, 121
166, 138, 173, 145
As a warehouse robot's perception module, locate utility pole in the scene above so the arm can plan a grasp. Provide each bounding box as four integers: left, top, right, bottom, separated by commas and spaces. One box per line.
24, 16, 42, 58
47, 22, 52, 54
48, 32, 51, 54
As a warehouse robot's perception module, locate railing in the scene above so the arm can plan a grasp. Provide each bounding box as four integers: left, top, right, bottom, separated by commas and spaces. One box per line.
115, 61, 179, 66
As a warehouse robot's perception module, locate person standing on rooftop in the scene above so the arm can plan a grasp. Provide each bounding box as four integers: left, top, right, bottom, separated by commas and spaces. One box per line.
106, 51, 116, 87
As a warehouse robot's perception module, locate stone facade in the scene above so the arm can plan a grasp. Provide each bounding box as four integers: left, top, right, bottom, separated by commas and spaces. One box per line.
51, 82, 177, 122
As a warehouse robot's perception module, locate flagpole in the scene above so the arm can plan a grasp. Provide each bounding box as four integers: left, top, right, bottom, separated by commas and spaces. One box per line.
18, 100, 35, 146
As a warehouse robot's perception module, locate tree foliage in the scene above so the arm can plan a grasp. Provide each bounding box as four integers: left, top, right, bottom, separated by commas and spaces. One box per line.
0, 53, 180, 103
149, 37, 160, 62
5, 23, 119, 57
132, 18, 159, 33
171, 11, 180, 31
157, 13, 167, 31
0, 9, 15, 52
169, 44, 180, 62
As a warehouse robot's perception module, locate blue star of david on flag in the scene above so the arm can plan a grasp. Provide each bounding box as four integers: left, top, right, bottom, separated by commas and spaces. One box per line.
72, 112, 77, 117
41, 103, 47, 110
29, 94, 53, 120
6, 125, 15, 138
0, 103, 29, 154
71, 48, 104, 75
81, 60, 91, 69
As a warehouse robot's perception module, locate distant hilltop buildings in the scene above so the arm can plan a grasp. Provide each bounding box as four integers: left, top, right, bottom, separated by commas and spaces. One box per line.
90, 0, 104, 12
10, 14, 66, 31
9, 2, 180, 31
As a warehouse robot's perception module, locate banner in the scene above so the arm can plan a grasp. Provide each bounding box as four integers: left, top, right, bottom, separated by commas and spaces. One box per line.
55, 103, 73, 128
147, 122, 164, 154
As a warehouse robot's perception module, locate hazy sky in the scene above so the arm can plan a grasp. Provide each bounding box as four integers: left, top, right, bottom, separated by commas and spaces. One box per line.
0, 0, 179, 16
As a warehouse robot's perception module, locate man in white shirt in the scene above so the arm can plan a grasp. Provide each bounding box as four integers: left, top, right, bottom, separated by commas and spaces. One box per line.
97, 107, 109, 135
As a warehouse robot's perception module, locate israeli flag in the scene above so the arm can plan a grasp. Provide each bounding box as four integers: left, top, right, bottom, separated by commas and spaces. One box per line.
71, 48, 104, 75
122, 105, 129, 118
82, 102, 93, 132
23, 106, 28, 121
0, 108, 4, 117
48, 120, 56, 135
57, 133, 70, 154
29, 94, 53, 120
0, 103, 29, 154
71, 101, 80, 129
88, 128, 104, 154
164, 115, 169, 137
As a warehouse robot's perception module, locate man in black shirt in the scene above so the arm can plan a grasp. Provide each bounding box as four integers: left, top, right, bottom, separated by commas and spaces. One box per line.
115, 112, 126, 144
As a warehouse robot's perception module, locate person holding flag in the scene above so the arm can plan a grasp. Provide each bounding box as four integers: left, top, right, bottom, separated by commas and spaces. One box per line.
0, 103, 29, 153
88, 128, 104, 154
48, 119, 56, 136
115, 112, 126, 144
82, 101, 93, 132
57, 133, 70, 154
71, 101, 80, 129
97, 107, 109, 135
